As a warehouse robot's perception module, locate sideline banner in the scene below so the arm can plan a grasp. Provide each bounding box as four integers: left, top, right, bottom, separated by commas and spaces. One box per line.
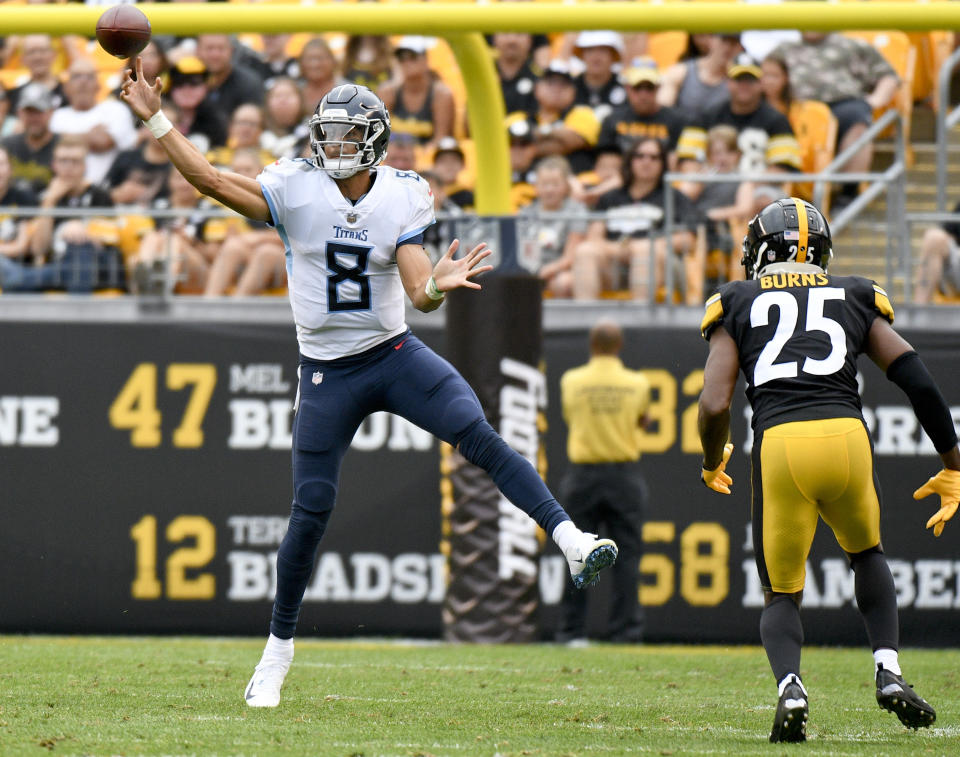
0, 321, 958, 645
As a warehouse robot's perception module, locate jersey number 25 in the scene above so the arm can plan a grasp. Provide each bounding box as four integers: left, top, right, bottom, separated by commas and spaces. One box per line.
750, 287, 847, 387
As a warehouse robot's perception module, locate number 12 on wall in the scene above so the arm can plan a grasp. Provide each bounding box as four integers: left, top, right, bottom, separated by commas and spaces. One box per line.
130, 515, 216, 600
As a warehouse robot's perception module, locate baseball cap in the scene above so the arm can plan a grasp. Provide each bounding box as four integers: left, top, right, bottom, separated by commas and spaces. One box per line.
394, 36, 429, 56
574, 31, 624, 60
434, 136, 464, 161
170, 56, 207, 87
622, 57, 661, 87
390, 131, 417, 146
18, 82, 54, 111
728, 53, 762, 79
507, 118, 534, 145
541, 59, 575, 82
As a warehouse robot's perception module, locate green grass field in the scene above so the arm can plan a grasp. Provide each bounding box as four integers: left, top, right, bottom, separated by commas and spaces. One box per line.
1, 637, 958, 756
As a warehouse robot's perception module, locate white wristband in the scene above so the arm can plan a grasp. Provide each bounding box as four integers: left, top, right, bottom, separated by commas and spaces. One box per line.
143, 110, 173, 140
425, 275, 445, 301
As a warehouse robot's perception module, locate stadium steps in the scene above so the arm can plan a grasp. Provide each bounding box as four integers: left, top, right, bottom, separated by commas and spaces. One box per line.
828, 103, 960, 301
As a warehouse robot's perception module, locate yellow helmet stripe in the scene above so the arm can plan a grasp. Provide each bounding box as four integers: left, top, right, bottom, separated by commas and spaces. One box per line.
792, 197, 809, 263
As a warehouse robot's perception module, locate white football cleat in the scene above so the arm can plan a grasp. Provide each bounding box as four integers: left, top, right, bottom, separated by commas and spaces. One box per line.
564, 531, 618, 588
244, 658, 291, 707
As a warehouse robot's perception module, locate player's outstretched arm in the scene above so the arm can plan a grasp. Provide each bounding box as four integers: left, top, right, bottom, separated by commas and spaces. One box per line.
866, 317, 960, 534
698, 327, 740, 493
397, 239, 493, 313
120, 57, 270, 223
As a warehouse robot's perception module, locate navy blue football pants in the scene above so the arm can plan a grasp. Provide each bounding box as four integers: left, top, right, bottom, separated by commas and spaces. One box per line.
270, 330, 570, 638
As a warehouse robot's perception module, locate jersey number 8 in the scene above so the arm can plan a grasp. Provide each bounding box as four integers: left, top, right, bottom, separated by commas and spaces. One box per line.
750, 287, 847, 387
327, 241, 372, 312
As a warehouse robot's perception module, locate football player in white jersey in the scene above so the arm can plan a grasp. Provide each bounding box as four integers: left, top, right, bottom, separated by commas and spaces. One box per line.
122, 59, 619, 707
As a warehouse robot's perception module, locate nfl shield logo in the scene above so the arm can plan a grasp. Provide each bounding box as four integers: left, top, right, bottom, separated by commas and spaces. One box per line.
346, 211, 358, 224
312, 371, 323, 385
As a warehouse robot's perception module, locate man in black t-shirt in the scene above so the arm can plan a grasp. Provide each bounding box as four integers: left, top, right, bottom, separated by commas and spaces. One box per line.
597, 60, 687, 156
103, 105, 177, 206
197, 34, 265, 117
167, 57, 229, 153
2, 82, 59, 194
677, 55, 801, 174
572, 31, 627, 123
492, 33, 542, 122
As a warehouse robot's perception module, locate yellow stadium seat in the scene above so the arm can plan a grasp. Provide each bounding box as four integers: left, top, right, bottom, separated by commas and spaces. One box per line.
844, 30, 916, 165
0, 68, 29, 90
85, 218, 120, 247
116, 215, 156, 259
83, 38, 128, 74
910, 30, 953, 110
646, 32, 688, 71
788, 100, 838, 211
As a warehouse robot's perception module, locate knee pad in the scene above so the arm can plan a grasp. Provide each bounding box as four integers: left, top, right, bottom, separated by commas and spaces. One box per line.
295, 479, 336, 515
441, 396, 485, 441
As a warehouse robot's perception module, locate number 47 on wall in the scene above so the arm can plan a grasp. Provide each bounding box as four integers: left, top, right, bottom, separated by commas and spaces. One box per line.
109, 363, 217, 448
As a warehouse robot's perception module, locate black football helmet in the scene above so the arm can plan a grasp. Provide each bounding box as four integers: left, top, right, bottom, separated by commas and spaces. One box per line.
309, 84, 391, 179
742, 197, 833, 279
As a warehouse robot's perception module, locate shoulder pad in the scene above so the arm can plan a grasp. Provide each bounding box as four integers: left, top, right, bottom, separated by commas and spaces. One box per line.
260, 157, 312, 177
872, 281, 895, 323
701, 291, 724, 340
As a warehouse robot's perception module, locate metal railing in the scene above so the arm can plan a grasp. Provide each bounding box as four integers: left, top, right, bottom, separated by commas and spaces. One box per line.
936, 46, 960, 212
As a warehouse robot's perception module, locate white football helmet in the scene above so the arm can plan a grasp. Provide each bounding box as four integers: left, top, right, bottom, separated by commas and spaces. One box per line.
308, 84, 391, 179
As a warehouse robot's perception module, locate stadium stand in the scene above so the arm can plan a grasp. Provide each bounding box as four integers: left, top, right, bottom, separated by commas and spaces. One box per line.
0, 3, 955, 302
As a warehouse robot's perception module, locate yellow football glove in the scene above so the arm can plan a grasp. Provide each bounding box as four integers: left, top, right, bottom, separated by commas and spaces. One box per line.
913, 468, 960, 537
701, 443, 734, 494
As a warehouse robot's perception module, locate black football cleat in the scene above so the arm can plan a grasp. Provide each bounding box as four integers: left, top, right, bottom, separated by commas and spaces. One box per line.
876, 664, 936, 729
770, 674, 808, 743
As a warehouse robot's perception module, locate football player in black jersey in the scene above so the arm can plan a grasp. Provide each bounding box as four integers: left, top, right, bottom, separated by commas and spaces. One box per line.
697, 198, 959, 742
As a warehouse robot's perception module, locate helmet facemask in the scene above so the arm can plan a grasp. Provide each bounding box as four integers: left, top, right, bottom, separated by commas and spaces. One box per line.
309, 111, 386, 179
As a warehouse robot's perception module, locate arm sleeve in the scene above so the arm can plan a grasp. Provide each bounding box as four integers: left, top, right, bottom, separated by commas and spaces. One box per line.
886, 351, 958, 454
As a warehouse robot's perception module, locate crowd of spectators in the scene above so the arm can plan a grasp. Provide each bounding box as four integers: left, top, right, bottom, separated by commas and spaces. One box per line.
0, 21, 932, 300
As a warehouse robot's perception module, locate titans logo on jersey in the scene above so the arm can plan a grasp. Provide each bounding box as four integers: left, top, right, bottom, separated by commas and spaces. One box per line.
258, 160, 435, 360
701, 273, 894, 434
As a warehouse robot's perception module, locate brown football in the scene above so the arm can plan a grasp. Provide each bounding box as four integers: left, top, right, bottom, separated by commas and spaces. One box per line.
95, 5, 152, 60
